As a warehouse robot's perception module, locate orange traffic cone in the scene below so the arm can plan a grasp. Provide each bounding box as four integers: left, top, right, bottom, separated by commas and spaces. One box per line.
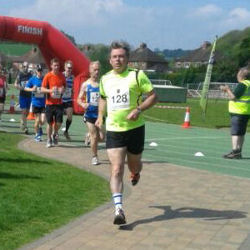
27, 103, 35, 120
9, 95, 15, 113
182, 107, 191, 128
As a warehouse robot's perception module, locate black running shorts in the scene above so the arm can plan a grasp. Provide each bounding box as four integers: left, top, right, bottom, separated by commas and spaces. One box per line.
45, 104, 64, 124
63, 101, 73, 109
33, 106, 45, 114
106, 125, 145, 154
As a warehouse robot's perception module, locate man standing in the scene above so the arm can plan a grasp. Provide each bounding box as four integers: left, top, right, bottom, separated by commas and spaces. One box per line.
62, 60, 74, 140
41, 58, 66, 148
220, 66, 250, 159
14, 61, 32, 134
95, 41, 157, 225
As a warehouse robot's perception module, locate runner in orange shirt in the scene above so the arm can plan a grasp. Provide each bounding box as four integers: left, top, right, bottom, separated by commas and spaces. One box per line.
41, 58, 66, 148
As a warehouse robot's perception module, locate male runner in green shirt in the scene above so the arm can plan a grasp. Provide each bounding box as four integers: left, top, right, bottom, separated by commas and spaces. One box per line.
95, 41, 157, 225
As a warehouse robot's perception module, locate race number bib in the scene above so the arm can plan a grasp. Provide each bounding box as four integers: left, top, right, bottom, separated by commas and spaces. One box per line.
34, 87, 44, 98
20, 80, 27, 88
0, 88, 4, 97
62, 87, 72, 98
108, 86, 130, 111
89, 92, 99, 106
51, 88, 61, 99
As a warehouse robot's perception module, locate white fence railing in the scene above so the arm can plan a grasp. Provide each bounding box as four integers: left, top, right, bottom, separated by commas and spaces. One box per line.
186, 82, 238, 99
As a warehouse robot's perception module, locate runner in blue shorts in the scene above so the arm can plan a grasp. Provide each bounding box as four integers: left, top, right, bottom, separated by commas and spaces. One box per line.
25, 64, 46, 142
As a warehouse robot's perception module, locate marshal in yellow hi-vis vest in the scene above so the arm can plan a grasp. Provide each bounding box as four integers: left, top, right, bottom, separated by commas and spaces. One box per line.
229, 80, 250, 115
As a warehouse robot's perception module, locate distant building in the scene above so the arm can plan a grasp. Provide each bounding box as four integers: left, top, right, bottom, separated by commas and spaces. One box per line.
129, 43, 168, 72
174, 41, 221, 69
10, 47, 46, 70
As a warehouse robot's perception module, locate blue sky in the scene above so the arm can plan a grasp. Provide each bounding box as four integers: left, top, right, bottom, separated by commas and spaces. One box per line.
0, 0, 249, 50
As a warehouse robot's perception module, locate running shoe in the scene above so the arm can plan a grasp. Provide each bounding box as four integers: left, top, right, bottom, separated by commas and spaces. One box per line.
91, 156, 99, 165
52, 133, 58, 145
34, 135, 41, 142
113, 209, 126, 225
24, 127, 29, 135
63, 131, 71, 141
130, 172, 140, 186
46, 139, 52, 148
223, 150, 242, 159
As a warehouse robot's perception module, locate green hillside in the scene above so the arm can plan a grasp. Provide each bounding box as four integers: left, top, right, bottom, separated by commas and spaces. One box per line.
216, 27, 250, 62
0, 41, 32, 56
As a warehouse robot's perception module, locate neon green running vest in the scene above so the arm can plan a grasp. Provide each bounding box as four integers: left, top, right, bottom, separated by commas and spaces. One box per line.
229, 80, 250, 115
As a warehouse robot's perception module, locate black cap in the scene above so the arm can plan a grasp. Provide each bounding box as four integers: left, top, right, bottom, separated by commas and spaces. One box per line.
36, 64, 43, 71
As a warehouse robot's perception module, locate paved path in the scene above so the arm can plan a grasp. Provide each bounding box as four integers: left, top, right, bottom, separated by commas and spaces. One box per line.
19, 138, 250, 250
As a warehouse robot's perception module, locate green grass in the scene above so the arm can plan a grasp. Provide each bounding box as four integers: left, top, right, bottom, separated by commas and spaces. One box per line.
144, 98, 250, 131
0, 42, 32, 56
0, 132, 110, 250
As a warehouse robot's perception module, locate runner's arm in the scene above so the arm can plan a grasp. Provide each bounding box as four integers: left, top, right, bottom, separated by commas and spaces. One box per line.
14, 75, 21, 90
77, 82, 89, 109
127, 90, 157, 121
95, 97, 106, 128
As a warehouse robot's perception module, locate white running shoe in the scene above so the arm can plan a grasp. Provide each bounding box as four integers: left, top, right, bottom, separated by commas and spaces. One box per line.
91, 156, 99, 165
113, 208, 126, 225
46, 139, 52, 148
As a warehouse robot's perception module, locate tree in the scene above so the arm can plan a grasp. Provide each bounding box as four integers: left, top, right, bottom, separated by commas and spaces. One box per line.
83, 44, 111, 75
60, 30, 76, 45
237, 37, 250, 67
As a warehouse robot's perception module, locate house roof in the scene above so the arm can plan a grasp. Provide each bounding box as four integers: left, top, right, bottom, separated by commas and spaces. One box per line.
8, 47, 45, 64
129, 43, 167, 63
176, 42, 222, 63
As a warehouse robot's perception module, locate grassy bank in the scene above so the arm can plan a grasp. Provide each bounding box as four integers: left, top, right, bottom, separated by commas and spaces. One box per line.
0, 132, 110, 250
0, 42, 31, 56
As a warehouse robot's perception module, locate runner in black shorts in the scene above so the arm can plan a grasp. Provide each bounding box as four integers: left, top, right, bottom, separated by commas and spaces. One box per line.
95, 41, 157, 225
78, 61, 105, 165
62, 60, 74, 140
41, 58, 66, 148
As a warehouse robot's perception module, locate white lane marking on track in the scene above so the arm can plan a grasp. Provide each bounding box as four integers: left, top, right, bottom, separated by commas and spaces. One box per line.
145, 136, 226, 141
143, 114, 167, 123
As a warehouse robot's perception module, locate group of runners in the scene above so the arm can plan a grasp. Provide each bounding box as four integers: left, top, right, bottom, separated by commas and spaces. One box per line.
4, 40, 249, 225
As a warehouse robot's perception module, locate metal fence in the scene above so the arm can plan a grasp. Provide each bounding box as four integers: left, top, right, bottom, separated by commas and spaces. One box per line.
150, 79, 172, 86
186, 82, 238, 99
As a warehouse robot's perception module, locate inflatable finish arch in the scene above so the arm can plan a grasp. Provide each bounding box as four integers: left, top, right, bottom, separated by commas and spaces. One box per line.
0, 15, 89, 114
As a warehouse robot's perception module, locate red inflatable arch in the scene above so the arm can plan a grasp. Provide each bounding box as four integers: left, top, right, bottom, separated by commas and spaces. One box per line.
0, 15, 89, 114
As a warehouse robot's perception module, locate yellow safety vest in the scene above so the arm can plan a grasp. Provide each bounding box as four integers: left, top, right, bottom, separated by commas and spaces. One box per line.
229, 80, 250, 115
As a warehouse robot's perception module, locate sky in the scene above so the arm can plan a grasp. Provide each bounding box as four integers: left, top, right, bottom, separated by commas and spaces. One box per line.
0, 0, 250, 50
